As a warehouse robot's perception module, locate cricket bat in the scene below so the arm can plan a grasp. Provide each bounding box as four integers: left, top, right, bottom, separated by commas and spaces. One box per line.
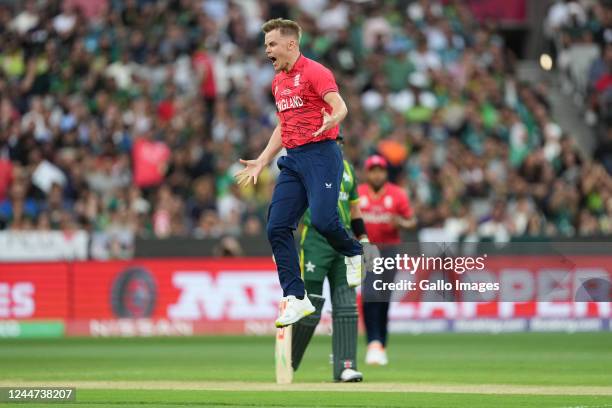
275, 299, 293, 384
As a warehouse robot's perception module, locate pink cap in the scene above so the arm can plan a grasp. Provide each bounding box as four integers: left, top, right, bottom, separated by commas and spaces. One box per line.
364, 155, 388, 170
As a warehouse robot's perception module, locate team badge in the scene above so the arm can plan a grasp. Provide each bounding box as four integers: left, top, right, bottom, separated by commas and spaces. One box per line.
384, 196, 393, 209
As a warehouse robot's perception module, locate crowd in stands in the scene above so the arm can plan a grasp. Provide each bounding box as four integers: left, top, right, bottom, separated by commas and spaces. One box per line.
0, 0, 611, 258
545, 0, 612, 176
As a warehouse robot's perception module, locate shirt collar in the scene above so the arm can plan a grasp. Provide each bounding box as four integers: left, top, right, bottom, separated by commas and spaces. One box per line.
287, 53, 305, 74
369, 182, 388, 198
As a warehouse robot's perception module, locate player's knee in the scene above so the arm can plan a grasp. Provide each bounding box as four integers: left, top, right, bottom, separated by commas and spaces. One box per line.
266, 222, 285, 241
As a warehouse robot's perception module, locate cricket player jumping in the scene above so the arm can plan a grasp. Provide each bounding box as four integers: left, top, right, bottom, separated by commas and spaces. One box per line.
235, 18, 363, 328
292, 141, 379, 382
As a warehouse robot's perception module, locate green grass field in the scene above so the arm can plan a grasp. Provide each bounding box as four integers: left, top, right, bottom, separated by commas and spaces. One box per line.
1, 333, 612, 407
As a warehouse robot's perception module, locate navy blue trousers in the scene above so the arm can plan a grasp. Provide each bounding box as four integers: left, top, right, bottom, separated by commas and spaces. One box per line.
266, 140, 363, 297
363, 301, 391, 346
362, 246, 398, 347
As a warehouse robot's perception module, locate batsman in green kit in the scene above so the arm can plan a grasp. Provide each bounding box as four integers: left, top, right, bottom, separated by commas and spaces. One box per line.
291, 155, 378, 382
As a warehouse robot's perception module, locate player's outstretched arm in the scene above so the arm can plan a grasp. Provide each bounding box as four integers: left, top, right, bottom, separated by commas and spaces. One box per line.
235, 124, 282, 186
312, 92, 348, 137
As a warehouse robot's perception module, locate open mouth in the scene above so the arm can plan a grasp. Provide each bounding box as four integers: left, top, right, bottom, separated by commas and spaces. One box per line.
268, 55, 279, 68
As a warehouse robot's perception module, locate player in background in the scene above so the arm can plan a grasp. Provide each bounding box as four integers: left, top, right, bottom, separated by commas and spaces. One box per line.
358, 155, 416, 365
235, 18, 363, 328
292, 138, 379, 382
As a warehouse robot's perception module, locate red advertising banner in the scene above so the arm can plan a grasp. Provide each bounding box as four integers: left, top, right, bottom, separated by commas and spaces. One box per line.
71, 258, 280, 319
0, 256, 611, 335
68, 258, 281, 335
388, 255, 612, 319
0, 263, 69, 319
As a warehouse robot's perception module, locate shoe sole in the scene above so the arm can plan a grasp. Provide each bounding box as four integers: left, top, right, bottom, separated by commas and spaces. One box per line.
275, 307, 315, 328
338, 375, 363, 383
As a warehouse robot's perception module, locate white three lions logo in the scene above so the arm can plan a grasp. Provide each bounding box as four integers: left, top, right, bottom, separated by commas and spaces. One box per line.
384, 195, 393, 209
294, 74, 300, 87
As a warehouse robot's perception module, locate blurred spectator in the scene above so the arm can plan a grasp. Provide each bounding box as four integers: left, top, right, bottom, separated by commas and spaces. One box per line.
478, 200, 511, 242
187, 176, 217, 226
213, 236, 244, 257
546, 0, 612, 152
243, 214, 264, 236
194, 209, 223, 239
0, 180, 39, 228
0, 148, 13, 201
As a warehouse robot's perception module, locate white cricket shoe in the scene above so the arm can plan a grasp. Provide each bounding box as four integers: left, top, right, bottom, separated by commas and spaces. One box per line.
345, 254, 362, 287
365, 341, 388, 366
339, 368, 363, 382
275, 295, 315, 328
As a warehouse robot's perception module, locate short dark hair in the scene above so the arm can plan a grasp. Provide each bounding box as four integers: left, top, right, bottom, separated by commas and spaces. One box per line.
262, 18, 302, 41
